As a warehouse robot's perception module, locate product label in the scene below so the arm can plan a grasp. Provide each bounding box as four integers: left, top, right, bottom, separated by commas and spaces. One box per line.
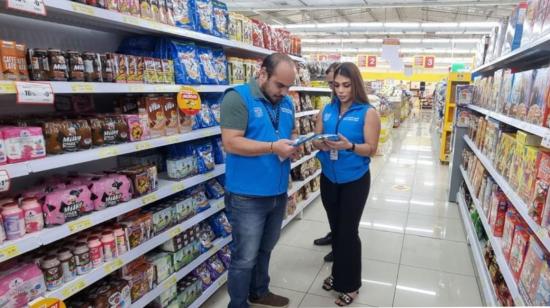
0, 170, 10, 193
7, 0, 46, 16
142, 193, 158, 205
15, 81, 54, 105
0, 244, 20, 262
67, 218, 92, 233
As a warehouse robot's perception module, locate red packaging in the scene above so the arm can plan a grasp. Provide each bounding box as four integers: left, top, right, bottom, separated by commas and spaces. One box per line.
251, 19, 265, 48
502, 208, 524, 260
531, 151, 550, 224
489, 188, 507, 229
280, 29, 291, 54
493, 198, 509, 237
261, 23, 273, 50
272, 27, 281, 52
509, 227, 531, 282
519, 238, 545, 305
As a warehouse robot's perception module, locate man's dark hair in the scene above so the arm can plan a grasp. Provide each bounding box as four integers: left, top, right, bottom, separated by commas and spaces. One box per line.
325, 62, 340, 75
261, 53, 295, 78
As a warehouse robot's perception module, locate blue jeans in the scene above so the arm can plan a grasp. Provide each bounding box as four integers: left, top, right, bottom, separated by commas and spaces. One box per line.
225, 192, 287, 308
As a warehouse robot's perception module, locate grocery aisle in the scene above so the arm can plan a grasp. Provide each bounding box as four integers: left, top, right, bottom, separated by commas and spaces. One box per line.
205, 112, 482, 307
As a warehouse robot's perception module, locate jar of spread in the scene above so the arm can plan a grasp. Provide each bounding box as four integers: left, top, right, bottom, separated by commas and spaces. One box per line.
1, 202, 25, 240
47, 48, 68, 81
41, 255, 63, 291
27, 48, 49, 81
83, 52, 97, 82
88, 236, 103, 268
58, 248, 76, 283
67, 50, 85, 82
114, 226, 127, 255
73, 243, 92, 275
21, 197, 44, 233
101, 231, 116, 262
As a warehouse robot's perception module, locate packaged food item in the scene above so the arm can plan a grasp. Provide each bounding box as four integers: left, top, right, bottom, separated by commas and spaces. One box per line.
27, 48, 49, 81
66, 50, 85, 82
163, 94, 179, 135
40, 255, 63, 291
143, 57, 157, 84
21, 197, 44, 234
162, 59, 174, 84
83, 52, 102, 82
212, 0, 229, 38
88, 174, 133, 210
173, 0, 195, 29
57, 248, 76, 283
42, 185, 94, 226
73, 242, 92, 275
519, 238, 545, 304
165, 0, 176, 26
124, 114, 149, 141
122, 262, 154, 302
101, 53, 115, 82
509, 227, 530, 282
205, 178, 224, 199
243, 17, 253, 45
193, 263, 213, 290
212, 136, 224, 164
47, 48, 68, 81
534, 257, 550, 305
209, 211, 231, 237
197, 46, 218, 85
151, 0, 161, 22
15, 44, 28, 81
113, 53, 128, 83
229, 13, 243, 41
195, 142, 215, 173
198, 221, 216, 253
126, 55, 139, 83
212, 48, 228, 85
251, 19, 265, 48
1, 126, 46, 163
136, 56, 145, 83
171, 40, 202, 84
206, 255, 225, 281
228, 57, 245, 84
140, 0, 154, 20
194, 101, 218, 129
1, 202, 25, 240
217, 245, 231, 268
0, 41, 18, 81
0, 263, 46, 307
140, 94, 166, 138
146, 251, 174, 284
194, 0, 214, 34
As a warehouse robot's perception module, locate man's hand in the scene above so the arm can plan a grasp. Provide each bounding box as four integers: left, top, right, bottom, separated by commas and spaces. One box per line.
272, 139, 297, 159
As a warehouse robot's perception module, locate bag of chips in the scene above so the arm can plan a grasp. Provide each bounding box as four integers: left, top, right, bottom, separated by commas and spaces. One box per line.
212, 0, 229, 38
169, 40, 202, 84
198, 221, 216, 253
211, 136, 225, 164
195, 142, 215, 173
212, 49, 229, 85
206, 255, 226, 281
209, 211, 231, 237
205, 178, 225, 199
197, 46, 219, 85
194, 0, 214, 34
173, 0, 195, 30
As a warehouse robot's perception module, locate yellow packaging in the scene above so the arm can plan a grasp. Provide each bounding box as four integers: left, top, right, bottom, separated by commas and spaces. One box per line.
509, 142, 525, 189
242, 16, 253, 45
496, 133, 515, 174
516, 130, 542, 146
229, 12, 243, 42
519, 146, 540, 203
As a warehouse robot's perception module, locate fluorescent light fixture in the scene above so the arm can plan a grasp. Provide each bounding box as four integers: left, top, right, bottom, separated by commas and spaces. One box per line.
384, 198, 409, 204
385, 22, 420, 28
452, 38, 482, 43
285, 24, 316, 29
400, 39, 422, 43
422, 38, 451, 43
357, 48, 379, 52
317, 22, 349, 28
459, 21, 499, 28
422, 22, 458, 28
367, 38, 383, 43
349, 22, 384, 28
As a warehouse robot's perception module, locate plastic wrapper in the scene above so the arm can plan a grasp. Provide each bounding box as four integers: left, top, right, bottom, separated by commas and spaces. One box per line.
206, 255, 226, 281
211, 136, 225, 164
205, 178, 225, 199
198, 222, 216, 253
193, 263, 213, 290
197, 46, 218, 85
212, 49, 228, 85
217, 246, 231, 268
193, 103, 218, 129
212, 0, 229, 38
173, 0, 195, 29
194, 0, 214, 34
209, 211, 231, 237
169, 40, 202, 84
195, 142, 215, 173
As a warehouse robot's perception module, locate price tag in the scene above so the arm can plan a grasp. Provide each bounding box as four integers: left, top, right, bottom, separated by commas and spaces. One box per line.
104, 258, 124, 274
15, 82, 54, 105
0, 244, 21, 262
135, 141, 153, 151
60, 279, 87, 298
70, 83, 95, 93
163, 276, 177, 290
0, 82, 16, 94
128, 84, 145, 92
172, 182, 185, 193
122, 16, 141, 26
154, 85, 169, 92
0, 170, 10, 193
169, 226, 182, 238
542, 134, 550, 148
7, 0, 47, 15
165, 135, 180, 144
98, 147, 119, 158
216, 201, 225, 210
67, 218, 93, 234
142, 193, 158, 205
71, 2, 95, 15
218, 274, 228, 286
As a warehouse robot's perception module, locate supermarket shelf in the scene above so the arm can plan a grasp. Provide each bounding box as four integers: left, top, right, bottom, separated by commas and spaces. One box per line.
282, 190, 320, 229
296, 110, 320, 118
291, 87, 332, 93
47, 199, 225, 301
132, 236, 232, 308
289, 169, 322, 196
291, 151, 319, 170
0, 1, 303, 62
0, 164, 225, 263
464, 136, 550, 252
188, 272, 229, 308
457, 174, 498, 306
467, 104, 550, 140
474, 32, 550, 75
459, 166, 525, 305
1, 126, 221, 179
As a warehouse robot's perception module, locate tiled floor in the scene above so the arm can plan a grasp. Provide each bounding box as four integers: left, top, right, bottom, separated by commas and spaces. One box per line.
204, 112, 482, 307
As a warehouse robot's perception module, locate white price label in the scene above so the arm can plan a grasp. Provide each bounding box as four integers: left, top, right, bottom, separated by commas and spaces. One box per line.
7, 0, 46, 15
0, 170, 10, 193
15, 82, 54, 105
542, 134, 550, 149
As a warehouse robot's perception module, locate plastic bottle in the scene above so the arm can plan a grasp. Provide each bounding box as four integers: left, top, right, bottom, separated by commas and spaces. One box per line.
1, 202, 25, 240
57, 248, 77, 283
101, 231, 116, 262
21, 197, 44, 233
73, 243, 92, 275
88, 236, 103, 268
114, 226, 127, 255
41, 255, 63, 290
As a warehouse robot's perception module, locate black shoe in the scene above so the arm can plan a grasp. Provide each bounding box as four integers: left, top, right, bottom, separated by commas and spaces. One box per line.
313, 232, 332, 246
324, 251, 334, 262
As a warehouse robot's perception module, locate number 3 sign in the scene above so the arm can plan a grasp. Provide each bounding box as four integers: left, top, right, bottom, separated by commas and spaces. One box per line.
424, 56, 435, 68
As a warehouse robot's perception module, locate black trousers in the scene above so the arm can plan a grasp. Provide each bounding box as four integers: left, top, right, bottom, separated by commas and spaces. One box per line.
321, 171, 371, 293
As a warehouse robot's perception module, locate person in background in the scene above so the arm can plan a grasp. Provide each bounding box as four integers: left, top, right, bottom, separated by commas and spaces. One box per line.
312, 62, 381, 306
312, 62, 340, 263
221, 53, 299, 308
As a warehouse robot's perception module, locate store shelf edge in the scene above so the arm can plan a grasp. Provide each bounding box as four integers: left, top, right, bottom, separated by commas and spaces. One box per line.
188, 272, 229, 308
291, 151, 319, 170
463, 136, 550, 252
459, 166, 525, 305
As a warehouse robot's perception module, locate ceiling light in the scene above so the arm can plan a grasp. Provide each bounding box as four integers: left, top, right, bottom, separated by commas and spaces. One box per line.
400, 39, 422, 43
422, 22, 458, 28
422, 38, 451, 43
452, 38, 482, 43
459, 21, 499, 28
349, 22, 384, 28
316, 22, 349, 28
367, 39, 383, 43
285, 24, 316, 29
385, 22, 420, 28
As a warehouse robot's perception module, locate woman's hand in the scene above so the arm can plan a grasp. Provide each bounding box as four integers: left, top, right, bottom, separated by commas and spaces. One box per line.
312, 139, 331, 151
325, 134, 353, 151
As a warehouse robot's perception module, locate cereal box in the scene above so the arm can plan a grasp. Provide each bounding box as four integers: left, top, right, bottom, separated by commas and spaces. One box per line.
502, 207, 523, 260
520, 146, 543, 204
504, 136, 518, 181
491, 69, 504, 111
498, 69, 514, 114
489, 189, 509, 237
508, 141, 525, 189
509, 227, 531, 282
519, 238, 545, 305
139, 95, 166, 138
534, 259, 550, 305
517, 69, 537, 121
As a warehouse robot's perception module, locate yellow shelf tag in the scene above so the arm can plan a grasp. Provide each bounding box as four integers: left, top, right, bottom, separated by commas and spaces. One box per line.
60, 279, 87, 298
98, 147, 119, 158
0, 82, 16, 94
104, 258, 124, 274
70, 83, 95, 93
169, 226, 182, 238
163, 276, 178, 290
71, 3, 95, 15
172, 182, 185, 193
122, 16, 141, 26
67, 218, 92, 234
135, 142, 153, 151
142, 193, 158, 205
0, 244, 21, 261
128, 84, 145, 92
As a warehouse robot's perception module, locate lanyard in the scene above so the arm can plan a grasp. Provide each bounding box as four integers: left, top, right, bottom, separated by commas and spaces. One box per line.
262, 101, 281, 134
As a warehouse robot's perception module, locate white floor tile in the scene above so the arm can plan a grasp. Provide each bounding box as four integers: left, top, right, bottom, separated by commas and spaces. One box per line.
270, 286, 307, 308
269, 245, 326, 292
400, 235, 475, 276
408, 197, 460, 219
393, 266, 482, 307
279, 219, 331, 253
366, 193, 410, 213
302, 198, 329, 223
299, 294, 369, 307
202, 283, 229, 308
405, 213, 466, 242
360, 208, 408, 234
308, 259, 398, 307
360, 228, 404, 264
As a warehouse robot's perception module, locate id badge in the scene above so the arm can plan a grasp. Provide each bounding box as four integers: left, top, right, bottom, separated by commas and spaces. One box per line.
330, 149, 338, 160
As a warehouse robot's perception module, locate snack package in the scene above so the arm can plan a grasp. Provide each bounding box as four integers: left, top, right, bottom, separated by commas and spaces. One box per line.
205, 178, 225, 199
163, 95, 180, 135
195, 142, 215, 173
519, 238, 545, 304
197, 46, 219, 85
193, 263, 213, 290
206, 255, 225, 281
194, 102, 218, 129
251, 19, 265, 47
42, 185, 94, 226
0, 263, 46, 308
173, 0, 195, 29
502, 208, 524, 260
0, 40, 18, 81
170, 41, 202, 84
209, 211, 231, 237
509, 227, 531, 282
194, 0, 214, 34
1, 127, 46, 163
205, 95, 221, 124
212, 49, 228, 85
198, 222, 216, 253
211, 136, 225, 164
192, 188, 210, 213
140, 95, 167, 138
527, 66, 550, 126
217, 246, 231, 268
87, 174, 133, 210
124, 114, 150, 142
229, 13, 243, 41
534, 259, 550, 305
243, 17, 253, 45
212, 0, 229, 38
15, 44, 29, 81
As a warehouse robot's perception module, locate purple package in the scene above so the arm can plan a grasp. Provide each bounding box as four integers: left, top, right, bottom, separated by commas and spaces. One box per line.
193, 263, 213, 290
87, 174, 133, 211
206, 255, 225, 281
42, 184, 93, 226
217, 246, 231, 268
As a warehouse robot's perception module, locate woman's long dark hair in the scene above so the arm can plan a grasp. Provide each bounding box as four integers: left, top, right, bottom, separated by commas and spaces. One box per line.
333, 62, 370, 104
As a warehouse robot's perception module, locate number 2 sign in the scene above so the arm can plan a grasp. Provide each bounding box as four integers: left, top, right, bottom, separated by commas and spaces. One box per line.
367, 56, 377, 67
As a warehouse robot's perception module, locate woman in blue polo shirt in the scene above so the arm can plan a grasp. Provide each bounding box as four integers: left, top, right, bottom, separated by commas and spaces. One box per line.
312, 62, 381, 306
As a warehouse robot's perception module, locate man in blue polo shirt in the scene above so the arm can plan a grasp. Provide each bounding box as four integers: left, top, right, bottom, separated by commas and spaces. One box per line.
221, 53, 298, 308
